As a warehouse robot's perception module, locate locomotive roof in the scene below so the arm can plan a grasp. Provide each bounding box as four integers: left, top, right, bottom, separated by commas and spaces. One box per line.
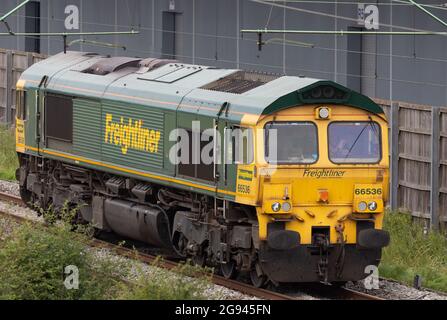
20, 51, 384, 124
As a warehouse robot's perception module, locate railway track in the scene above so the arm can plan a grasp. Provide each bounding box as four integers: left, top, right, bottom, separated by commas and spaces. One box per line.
0, 190, 382, 300
0, 191, 26, 207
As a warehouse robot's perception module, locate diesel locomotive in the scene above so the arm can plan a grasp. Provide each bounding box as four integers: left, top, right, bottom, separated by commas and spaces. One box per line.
14, 51, 390, 287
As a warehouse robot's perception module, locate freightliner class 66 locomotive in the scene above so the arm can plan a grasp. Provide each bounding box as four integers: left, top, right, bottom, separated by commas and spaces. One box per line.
14, 51, 390, 287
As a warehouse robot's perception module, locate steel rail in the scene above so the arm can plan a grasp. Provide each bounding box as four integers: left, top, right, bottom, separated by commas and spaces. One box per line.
0, 191, 26, 207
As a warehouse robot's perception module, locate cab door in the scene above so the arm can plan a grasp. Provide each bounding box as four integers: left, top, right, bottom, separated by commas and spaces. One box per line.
15, 83, 26, 153
216, 120, 232, 198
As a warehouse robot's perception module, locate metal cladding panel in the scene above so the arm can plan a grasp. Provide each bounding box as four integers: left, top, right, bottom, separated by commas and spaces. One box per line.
20, 51, 95, 85
101, 100, 165, 172
361, 34, 377, 98
73, 98, 102, 159
137, 64, 184, 81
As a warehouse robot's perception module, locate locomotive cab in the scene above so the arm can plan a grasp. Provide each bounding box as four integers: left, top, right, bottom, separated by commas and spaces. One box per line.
239, 86, 390, 284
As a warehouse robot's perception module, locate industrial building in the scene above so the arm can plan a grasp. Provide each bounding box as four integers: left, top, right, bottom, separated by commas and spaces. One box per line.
1, 0, 447, 106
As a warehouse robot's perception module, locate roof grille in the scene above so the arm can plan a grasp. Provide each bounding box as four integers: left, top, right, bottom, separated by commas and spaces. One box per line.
201, 71, 278, 94
82, 57, 141, 75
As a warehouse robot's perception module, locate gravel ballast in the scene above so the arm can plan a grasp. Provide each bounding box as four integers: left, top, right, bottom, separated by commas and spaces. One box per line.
1, 179, 447, 300
0, 180, 19, 197
0, 195, 258, 300
345, 279, 447, 300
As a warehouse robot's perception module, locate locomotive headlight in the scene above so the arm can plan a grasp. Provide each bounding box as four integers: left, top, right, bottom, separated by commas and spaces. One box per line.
358, 201, 367, 212
316, 107, 331, 119
319, 107, 329, 119
282, 202, 291, 212
368, 201, 378, 211
272, 202, 281, 212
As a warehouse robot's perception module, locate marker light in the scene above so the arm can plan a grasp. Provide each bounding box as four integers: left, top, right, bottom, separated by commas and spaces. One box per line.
282, 202, 291, 212
318, 189, 329, 203
323, 86, 335, 98
316, 107, 331, 119
311, 87, 322, 99
368, 201, 378, 211
358, 201, 367, 211
272, 202, 281, 212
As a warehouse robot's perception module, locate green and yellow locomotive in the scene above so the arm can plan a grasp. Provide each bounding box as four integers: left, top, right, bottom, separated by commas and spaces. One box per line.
15, 51, 389, 286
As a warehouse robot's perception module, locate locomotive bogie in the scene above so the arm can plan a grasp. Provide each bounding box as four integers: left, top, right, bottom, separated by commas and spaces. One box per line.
14, 51, 390, 285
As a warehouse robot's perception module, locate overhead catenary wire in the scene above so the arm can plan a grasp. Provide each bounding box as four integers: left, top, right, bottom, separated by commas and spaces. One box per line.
0, 0, 30, 22
5, 11, 447, 66
0, 0, 139, 53
241, 29, 447, 35
248, 0, 447, 32
5, 10, 447, 68
265, 3, 274, 29
7, 18, 447, 90
406, 0, 447, 28
245, 0, 447, 37
3, 27, 445, 90
7, 36, 446, 91
2, 2, 447, 53
2, 2, 447, 91
263, 0, 447, 11
67, 38, 127, 51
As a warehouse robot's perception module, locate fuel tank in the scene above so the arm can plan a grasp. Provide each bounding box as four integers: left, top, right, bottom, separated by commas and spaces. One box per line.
104, 199, 172, 248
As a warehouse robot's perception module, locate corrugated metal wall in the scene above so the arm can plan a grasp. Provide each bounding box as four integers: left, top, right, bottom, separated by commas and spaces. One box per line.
2, 1, 447, 107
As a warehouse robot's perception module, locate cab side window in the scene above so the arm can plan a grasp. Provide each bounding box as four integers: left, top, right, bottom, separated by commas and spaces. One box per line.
16, 90, 26, 120
45, 94, 73, 142
177, 128, 214, 182
231, 126, 254, 165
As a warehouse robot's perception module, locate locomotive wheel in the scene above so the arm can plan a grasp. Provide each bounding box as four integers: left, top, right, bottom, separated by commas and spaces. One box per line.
250, 268, 267, 288
192, 254, 206, 267
220, 260, 238, 279
19, 186, 33, 208
172, 232, 188, 257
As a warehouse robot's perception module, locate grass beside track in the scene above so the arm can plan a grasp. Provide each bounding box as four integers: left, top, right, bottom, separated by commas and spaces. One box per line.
0, 217, 211, 300
0, 126, 17, 181
380, 212, 447, 293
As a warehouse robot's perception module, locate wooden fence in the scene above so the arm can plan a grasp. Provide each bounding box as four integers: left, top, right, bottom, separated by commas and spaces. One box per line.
0, 48, 47, 123
0, 49, 446, 229
375, 99, 447, 229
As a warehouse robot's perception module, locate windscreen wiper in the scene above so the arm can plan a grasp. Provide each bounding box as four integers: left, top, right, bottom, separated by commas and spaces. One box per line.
343, 123, 369, 160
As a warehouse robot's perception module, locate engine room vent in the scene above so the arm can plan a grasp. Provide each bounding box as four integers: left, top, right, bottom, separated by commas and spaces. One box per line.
82, 57, 141, 75
201, 71, 278, 94
136, 58, 179, 74
137, 64, 203, 83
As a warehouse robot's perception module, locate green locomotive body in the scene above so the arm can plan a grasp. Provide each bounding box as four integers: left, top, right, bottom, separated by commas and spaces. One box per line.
15, 51, 389, 286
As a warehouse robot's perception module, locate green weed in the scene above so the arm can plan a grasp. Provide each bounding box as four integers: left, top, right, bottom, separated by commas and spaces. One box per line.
380, 212, 447, 292
0, 125, 17, 181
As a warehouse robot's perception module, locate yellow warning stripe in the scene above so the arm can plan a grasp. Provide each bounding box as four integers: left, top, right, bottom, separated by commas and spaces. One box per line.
22, 145, 236, 196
